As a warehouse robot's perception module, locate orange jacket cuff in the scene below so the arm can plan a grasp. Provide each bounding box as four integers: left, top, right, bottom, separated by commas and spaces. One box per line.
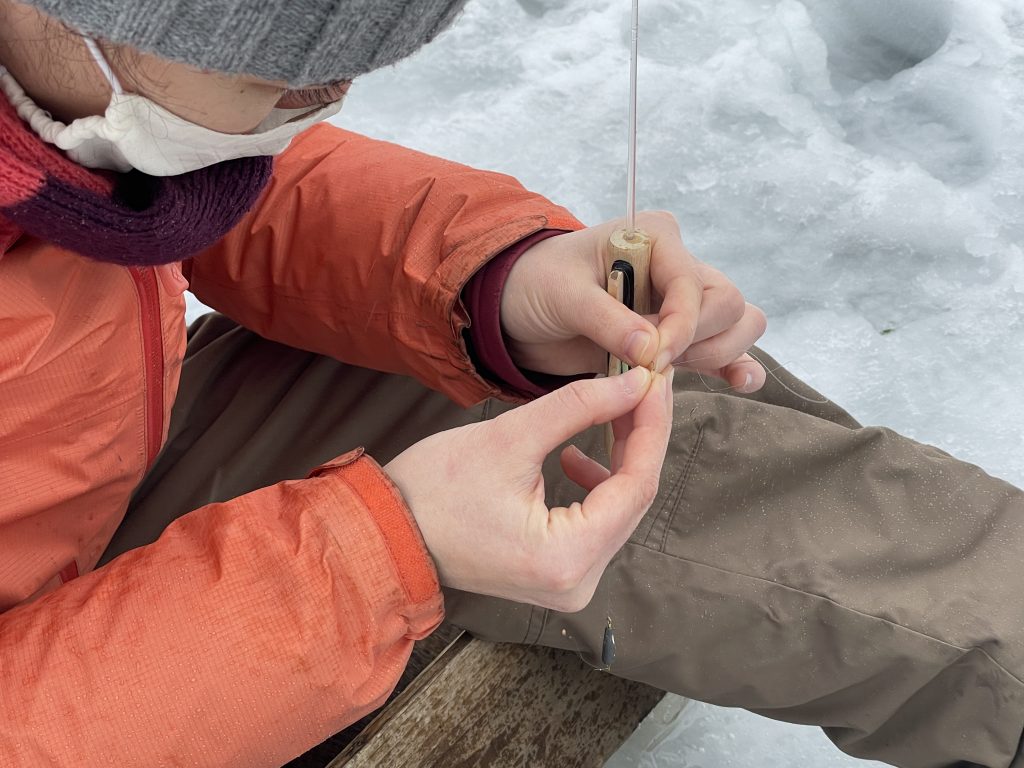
310, 447, 443, 640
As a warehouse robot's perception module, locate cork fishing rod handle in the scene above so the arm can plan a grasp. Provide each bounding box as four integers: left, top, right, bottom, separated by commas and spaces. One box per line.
605, 227, 653, 459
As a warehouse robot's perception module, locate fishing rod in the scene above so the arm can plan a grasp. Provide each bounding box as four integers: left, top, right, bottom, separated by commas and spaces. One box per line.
605, 0, 653, 458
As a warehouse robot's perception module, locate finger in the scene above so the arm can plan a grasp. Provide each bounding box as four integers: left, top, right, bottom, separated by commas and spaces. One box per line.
683, 353, 766, 393
577, 368, 674, 551
560, 444, 610, 492
646, 227, 704, 371
678, 303, 767, 372
608, 407, 634, 474
720, 354, 767, 393
556, 283, 660, 369
497, 366, 654, 461
507, 336, 609, 376
690, 265, 747, 345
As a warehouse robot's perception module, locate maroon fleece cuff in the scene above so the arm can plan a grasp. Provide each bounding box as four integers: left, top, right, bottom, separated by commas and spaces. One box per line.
464, 229, 573, 399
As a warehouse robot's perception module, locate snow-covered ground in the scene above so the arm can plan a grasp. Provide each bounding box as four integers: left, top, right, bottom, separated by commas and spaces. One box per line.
189, 0, 1024, 763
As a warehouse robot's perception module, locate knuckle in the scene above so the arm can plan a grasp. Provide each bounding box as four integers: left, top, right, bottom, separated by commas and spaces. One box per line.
544, 558, 586, 596
637, 475, 661, 509
699, 340, 726, 366
691, 336, 748, 369
558, 379, 594, 413
640, 209, 680, 231
669, 270, 705, 298
555, 590, 592, 614
676, 317, 699, 346
695, 261, 720, 282
750, 304, 768, 336
723, 286, 746, 324
544, 581, 594, 614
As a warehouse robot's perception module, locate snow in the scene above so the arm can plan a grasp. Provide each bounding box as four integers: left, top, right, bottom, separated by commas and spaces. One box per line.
321, 0, 1024, 482
188, 0, 1024, 763
606, 696, 879, 768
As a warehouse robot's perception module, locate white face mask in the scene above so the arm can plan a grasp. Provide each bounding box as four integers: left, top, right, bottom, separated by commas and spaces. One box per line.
0, 37, 341, 176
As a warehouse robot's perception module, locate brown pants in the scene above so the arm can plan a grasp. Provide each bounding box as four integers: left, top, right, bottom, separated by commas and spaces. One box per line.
103, 314, 1024, 768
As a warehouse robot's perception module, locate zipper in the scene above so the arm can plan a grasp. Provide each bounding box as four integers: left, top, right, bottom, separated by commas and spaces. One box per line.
58, 268, 162, 587
129, 266, 165, 469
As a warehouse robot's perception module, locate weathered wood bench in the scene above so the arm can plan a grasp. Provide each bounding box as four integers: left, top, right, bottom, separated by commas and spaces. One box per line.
287, 626, 664, 768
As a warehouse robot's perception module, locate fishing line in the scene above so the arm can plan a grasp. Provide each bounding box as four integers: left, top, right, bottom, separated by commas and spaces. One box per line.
746, 348, 832, 404
666, 345, 833, 405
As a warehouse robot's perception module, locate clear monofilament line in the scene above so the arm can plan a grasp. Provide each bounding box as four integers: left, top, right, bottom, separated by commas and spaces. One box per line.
625, 0, 640, 239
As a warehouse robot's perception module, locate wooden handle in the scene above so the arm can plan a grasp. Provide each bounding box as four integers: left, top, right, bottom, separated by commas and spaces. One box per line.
605, 227, 653, 459
606, 228, 652, 315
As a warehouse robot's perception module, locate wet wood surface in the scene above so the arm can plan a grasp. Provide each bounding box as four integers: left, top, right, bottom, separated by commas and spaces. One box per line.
330, 634, 662, 768
285, 625, 465, 768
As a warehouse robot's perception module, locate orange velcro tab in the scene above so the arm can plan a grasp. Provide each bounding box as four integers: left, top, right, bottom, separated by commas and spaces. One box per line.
310, 449, 440, 607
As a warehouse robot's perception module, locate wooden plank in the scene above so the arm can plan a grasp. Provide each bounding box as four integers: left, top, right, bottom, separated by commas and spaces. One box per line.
284, 625, 465, 768
330, 638, 663, 768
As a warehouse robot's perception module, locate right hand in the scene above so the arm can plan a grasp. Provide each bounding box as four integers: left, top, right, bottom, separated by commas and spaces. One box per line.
385, 366, 673, 613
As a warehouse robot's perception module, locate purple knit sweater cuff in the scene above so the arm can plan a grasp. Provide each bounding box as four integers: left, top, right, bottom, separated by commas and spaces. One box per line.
464, 229, 574, 399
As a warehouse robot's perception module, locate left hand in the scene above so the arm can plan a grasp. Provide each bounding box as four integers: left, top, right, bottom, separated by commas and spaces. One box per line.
501, 211, 768, 392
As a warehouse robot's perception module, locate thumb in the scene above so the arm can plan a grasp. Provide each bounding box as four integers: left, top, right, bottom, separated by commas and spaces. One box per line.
497, 366, 653, 462
560, 285, 660, 369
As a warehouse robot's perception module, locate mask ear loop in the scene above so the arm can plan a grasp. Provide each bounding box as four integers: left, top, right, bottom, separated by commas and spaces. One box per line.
82, 37, 124, 96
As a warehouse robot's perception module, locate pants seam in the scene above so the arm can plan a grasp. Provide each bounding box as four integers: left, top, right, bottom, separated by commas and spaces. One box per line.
529, 605, 549, 646
479, 399, 493, 422
627, 542, 1024, 689
648, 425, 704, 553
520, 602, 533, 643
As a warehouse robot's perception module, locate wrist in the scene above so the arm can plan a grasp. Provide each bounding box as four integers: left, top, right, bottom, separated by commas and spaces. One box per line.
464, 229, 571, 398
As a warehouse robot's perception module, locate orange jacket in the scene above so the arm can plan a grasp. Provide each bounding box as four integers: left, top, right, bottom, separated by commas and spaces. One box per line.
0, 123, 580, 766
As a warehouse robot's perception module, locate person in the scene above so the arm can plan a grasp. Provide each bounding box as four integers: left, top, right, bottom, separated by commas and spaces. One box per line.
0, 1, 1021, 767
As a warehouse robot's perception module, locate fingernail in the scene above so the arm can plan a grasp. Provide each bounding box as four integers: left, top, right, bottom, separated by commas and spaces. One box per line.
742, 373, 753, 392
623, 364, 652, 395
625, 331, 653, 366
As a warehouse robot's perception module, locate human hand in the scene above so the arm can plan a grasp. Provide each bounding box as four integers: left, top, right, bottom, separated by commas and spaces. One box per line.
501, 212, 767, 392
385, 366, 672, 612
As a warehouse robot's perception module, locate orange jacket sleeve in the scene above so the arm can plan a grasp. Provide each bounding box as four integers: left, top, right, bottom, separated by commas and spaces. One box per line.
0, 450, 443, 767
185, 123, 583, 407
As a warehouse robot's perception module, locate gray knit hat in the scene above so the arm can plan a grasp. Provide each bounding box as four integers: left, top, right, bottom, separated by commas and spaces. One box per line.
26, 0, 468, 86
